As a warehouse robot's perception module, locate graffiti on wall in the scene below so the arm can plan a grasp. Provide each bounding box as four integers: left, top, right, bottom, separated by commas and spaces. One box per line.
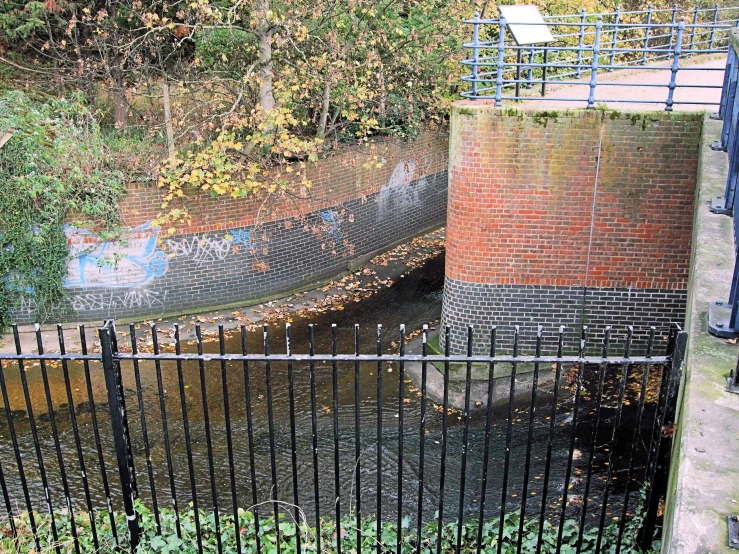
70, 290, 168, 312
164, 236, 232, 265
378, 160, 419, 219
319, 210, 344, 240
65, 222, 169, 288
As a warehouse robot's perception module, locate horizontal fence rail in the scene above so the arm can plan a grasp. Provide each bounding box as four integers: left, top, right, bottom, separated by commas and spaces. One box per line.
0, 319, 687, 553
461, 4, 736, 109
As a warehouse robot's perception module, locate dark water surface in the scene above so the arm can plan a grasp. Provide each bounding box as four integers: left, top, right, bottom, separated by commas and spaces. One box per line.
0, 252, 661, 531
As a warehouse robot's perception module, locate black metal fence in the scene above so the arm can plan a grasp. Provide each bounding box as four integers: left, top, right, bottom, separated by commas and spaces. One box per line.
0, 320, 687, 553
461, 5, 735, 109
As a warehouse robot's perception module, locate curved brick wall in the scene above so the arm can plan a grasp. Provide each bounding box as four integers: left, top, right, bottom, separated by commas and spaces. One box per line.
440, 105, 701, 354
14, 131, 449, 324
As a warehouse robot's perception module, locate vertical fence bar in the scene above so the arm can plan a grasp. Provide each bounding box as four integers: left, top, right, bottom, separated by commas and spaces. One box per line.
332, 324, 342, 554
151, 324, 180, 539
594, 327, 633, 554
475, 327, 497, 554
643, 5, 654, 65
456, 326, 474, 554
535, 326, 565, 554
666, 19, 685, 111
495, 17, 506, 106
264, 325, 281, 554
174, 323, 202, 554
497, 326, 519, 554
668, 4, 678, 58
576, 9, 587, 78
128, 324, 159, 535
435, 329, 450, 554
12, 325, 59, 553
690, 6, 699, 56
397, 325, 406, 554
80, 325, 118, 546
588, 16, 602, 108
471, 12, 480, 98
0, 333, 37, 548
37, 325, 80, 554
196, 325, 222, 554
100, 323, 140, 550
515, 47, 523, 99
516, 325, 543, 554
220, 324, 242, 554
615, 328, 655, 554
354, 324, 362, 554
575, 327, 610, 554
376, 324, 384, 554
308, 324, 320, 554
285, 324, 301, 554
59, 325, 99, 549
542, 47, 549, 97
416, 325, 429, 554
555, 326, 588, 554
527, 47, 535, 88
710, 3, 719, 51
241, 325, 262, 554
609, 6, 621, 71
638, 329, 688, 550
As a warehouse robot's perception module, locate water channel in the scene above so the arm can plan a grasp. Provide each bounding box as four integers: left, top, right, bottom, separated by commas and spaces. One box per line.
0, 252, 663, 532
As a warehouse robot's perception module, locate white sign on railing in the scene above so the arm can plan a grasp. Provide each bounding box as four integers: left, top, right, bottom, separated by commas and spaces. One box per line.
498, 5, 555, 45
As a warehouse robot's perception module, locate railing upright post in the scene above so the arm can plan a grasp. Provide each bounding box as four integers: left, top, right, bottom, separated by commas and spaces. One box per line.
526, 46, 535, 88
99, 323, 140, 550
668, 3, 678, 59
643, 4, 654, 65
609, 6, 621, 71
471, 12, 481, 99
710, 3, 719, 51
495, 16, 506, 106
665, 19, 685, 111
690, 6, 699, 57
588, 16, 603, 108
576, 8, 586, 78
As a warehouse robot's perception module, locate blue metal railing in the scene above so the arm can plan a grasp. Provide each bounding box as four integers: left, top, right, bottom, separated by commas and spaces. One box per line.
461, 4, 737, 110
706, 27, 739, 337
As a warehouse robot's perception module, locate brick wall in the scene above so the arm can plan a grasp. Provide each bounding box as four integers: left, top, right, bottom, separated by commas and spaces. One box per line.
440, 105, 702, 354
13, 130, 449, 323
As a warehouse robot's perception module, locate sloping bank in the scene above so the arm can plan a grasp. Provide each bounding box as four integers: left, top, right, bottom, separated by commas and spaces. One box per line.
14, 130, 449, 324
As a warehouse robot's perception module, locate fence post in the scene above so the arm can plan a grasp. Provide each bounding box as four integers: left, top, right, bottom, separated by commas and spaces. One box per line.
100, 323, 140, 549
526, 47, 535, 88
638, 328, 688, 550
576, 8, 586, 78
471, 12, 480, 98
689, 6, 699, 57
668, 3, 678, 58
709, 3, 719, 51
643, 4, 653, 65
587, 16, 602, 108
495, 16, 506, 106
665, 19, 685, 111
609, 6, 621, 71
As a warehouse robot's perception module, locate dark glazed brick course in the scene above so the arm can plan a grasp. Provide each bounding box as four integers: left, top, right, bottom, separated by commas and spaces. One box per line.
14, 171, 448, 323
439, 278, 687, 356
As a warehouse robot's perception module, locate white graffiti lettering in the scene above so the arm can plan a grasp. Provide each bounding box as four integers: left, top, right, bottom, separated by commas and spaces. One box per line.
70, 290, 168, 313
165, 236, 231, 265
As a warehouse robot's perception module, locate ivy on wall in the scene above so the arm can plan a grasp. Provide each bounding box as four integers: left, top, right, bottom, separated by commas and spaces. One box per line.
0, 91, 125, 330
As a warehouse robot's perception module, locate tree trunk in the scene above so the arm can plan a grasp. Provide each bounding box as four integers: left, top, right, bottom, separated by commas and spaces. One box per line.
113, 70, 128, 130
256, 0, 275, 115
317, 70, 332, 138
162, 80, 175, 159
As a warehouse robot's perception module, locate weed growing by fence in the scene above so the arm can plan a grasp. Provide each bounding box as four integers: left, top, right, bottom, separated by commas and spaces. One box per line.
0, 497, 657, 554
